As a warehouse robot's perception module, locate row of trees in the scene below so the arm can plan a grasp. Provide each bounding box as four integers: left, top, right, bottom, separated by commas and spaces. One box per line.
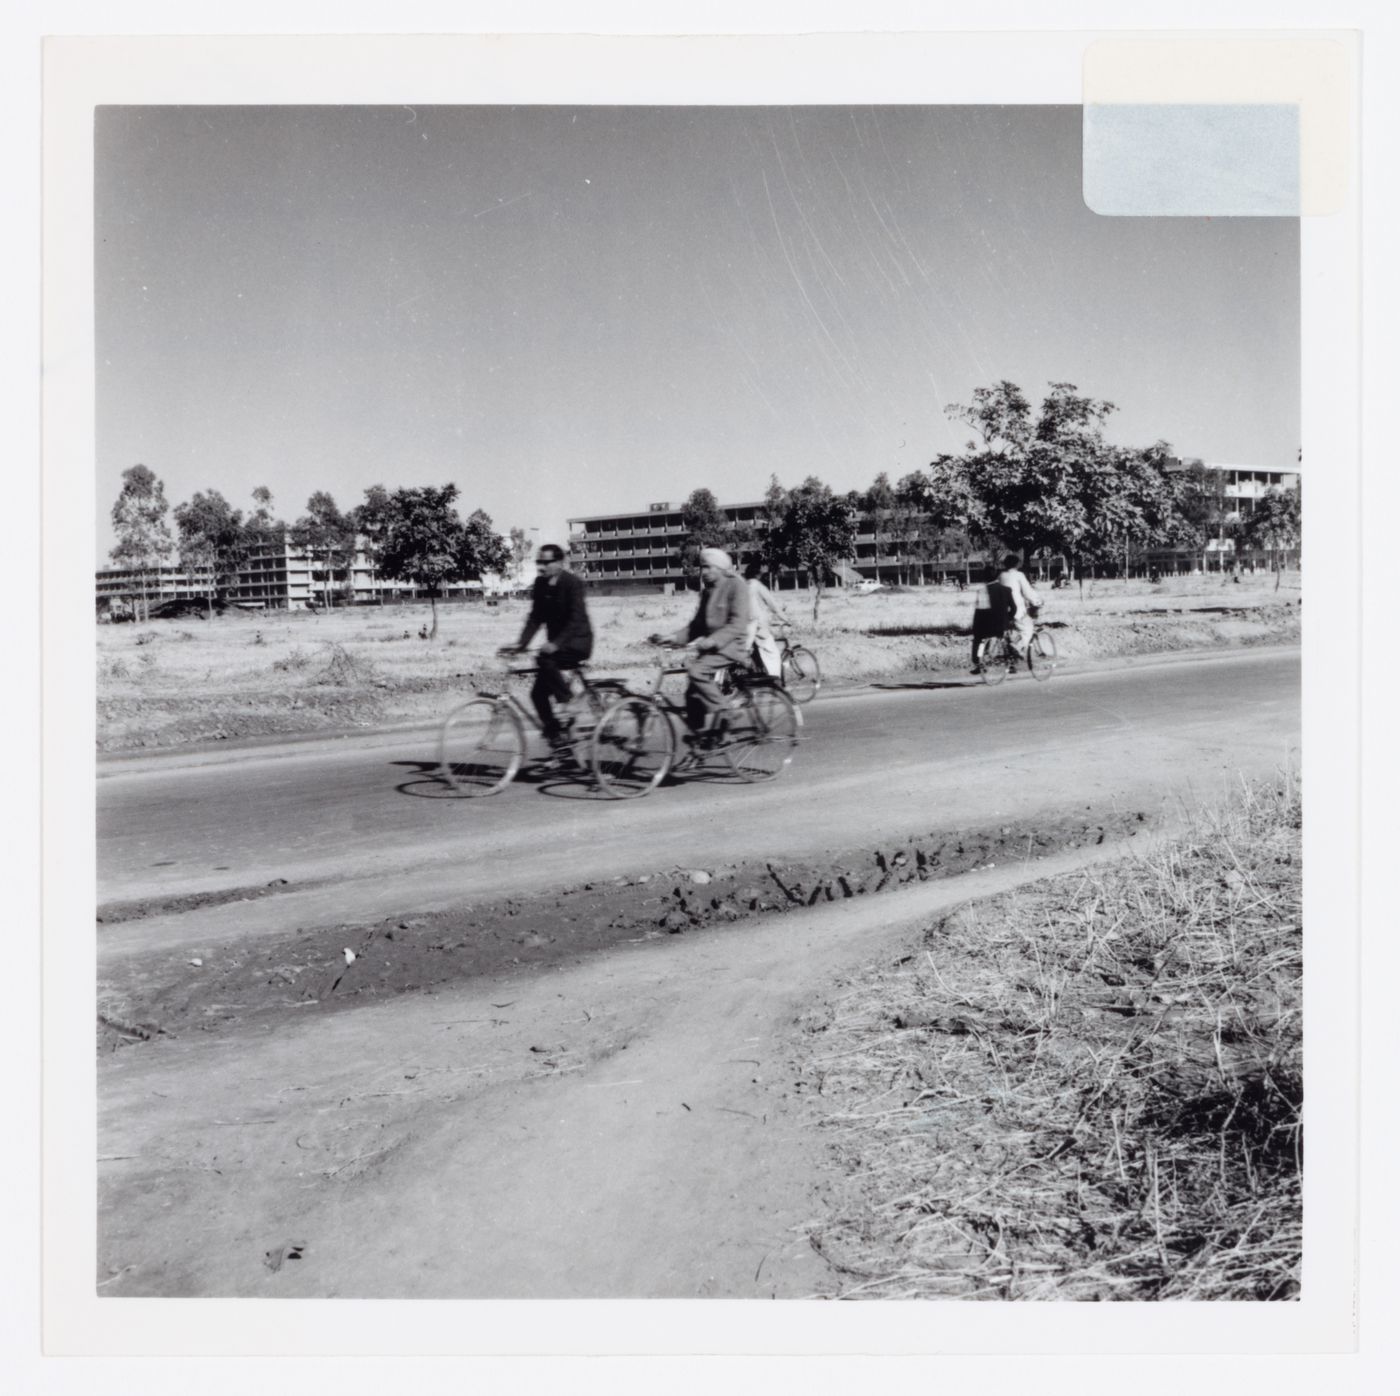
667, 379, 1301, 613
109, 378, 1302, 627
918, 380, 1300, 582
108, 469, 515, 636
678, 478, 859, 620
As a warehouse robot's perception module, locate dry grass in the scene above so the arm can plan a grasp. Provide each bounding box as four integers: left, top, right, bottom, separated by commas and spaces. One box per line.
94, 573, 1301, 750
800, 774, 1302, 1300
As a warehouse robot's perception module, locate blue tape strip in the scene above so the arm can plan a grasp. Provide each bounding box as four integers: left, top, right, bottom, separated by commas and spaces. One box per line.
1084, 104, 1300, 217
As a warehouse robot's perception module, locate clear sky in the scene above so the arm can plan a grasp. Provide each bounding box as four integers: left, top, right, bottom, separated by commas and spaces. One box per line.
95, 104, 1299, 560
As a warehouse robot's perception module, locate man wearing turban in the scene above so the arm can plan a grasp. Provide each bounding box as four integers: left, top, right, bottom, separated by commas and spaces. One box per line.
651, 547, 752, 743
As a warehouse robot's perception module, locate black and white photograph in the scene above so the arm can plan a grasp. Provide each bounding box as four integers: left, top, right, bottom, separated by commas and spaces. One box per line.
32, 16, 1376, 1374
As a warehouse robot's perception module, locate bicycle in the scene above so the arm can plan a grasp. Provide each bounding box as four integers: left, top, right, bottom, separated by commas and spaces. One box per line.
729, 630, 821, 705
774, 631, 821, 704
590, 643, 803, 798
978, 611, 1058, 685
438, 649, 628, 796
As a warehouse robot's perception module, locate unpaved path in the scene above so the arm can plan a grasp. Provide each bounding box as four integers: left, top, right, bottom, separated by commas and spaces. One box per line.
97, 834, 1165, 1299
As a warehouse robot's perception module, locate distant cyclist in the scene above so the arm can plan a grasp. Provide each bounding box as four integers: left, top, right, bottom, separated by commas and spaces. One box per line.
968, 567, 1001, 675
995, 552, 1043, 669
743, 557, 790, 679
650, 546, 751, 744
508, 543, 593, 748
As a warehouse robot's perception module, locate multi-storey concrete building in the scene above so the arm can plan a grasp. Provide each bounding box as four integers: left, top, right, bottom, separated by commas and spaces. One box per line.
96, 537, 493, 616
568, 462, 1300, 593
568, 498, 987, 591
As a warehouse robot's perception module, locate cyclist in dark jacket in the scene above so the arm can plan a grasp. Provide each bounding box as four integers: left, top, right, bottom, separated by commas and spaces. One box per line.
510, 544, 593, 746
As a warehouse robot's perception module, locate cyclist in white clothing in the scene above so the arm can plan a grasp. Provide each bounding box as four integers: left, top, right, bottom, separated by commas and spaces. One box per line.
996, 552, 1042, 666
743, 558, 790, 678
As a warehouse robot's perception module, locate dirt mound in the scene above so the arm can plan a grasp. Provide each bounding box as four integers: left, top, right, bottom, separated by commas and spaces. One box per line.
96, 809, 1151, 1053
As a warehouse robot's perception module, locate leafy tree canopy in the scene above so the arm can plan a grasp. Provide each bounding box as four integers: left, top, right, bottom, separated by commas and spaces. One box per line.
1241, 485, 1302, 565
458, 507, 511, 580
679, 487, 737, 572
922, 381, 1183, 576
173, 489, 248, 612
109, 464, 175, 621
376, 485, 509, 635
763, 476, 857, 619
110, 464, 174, 570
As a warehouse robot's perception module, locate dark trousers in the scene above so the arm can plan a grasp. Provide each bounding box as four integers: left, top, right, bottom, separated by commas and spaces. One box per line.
971, 610, 998, 666
685, 650, 737, 731
532, 647, 589, 737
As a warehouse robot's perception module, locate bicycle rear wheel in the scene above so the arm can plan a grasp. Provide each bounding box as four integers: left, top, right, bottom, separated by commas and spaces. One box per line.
980, 637, 1011, 686
439, 697, 525, 795
724, 686, 802, 782
782, 645, 821, 704
1028, 629, 1058, 682
591, 696, 676, 798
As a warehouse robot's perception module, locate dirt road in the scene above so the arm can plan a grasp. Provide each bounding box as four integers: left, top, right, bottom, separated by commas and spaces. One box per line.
95, 647, 1299, 1299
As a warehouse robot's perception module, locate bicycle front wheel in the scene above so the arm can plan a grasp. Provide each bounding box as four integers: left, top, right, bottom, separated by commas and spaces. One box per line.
782, 646, 821, 704
439, 697, 525, 795
1028, 629, 1058, 682
980, 637, 1011, 686
591, 696, 676, 798
725, 686, 802, 782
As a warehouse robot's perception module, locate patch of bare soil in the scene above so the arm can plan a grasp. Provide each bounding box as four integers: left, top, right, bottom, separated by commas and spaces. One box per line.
97, 808, 1151, 1054
97, 686, 392, 749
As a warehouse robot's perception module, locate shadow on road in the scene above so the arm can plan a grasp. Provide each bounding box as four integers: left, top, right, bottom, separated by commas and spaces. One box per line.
870, 679, 975, 692
863, 622, 968, 638
389, 753, 765, 803
389, 758, 612, 803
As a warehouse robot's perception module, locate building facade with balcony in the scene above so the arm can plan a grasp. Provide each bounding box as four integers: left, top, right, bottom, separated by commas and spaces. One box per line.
568, 463, 1300, 592
96, 537, 494, 616
568, 497, 991, 592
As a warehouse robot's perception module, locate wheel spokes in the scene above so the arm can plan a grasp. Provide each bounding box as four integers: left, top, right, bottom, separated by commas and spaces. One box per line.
592, 698, 674, 797
439, 700, 523, 795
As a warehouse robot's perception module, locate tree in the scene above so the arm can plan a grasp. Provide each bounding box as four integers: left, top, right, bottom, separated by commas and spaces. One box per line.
1070, 440, 1182, 579
458, 507, 511, 583
912, 458, 988, 583
678, 487, 734, 576
246, 485, 282, 539
242, 486, 287, 606
937, 381, 1146, 581
350, 485, 393, 604
290, 491, 357, 608
1240, 484, 1302, 585
1173, 458, 1232, 573
376, 485, 506, 638
862, 472, 896, 585
949, 378, 1035, 455
173, 490, 247, 618
109, 464, 173, 622
507, 526, 533, 588
763, 476, 857, 621
883, 473, 928, 584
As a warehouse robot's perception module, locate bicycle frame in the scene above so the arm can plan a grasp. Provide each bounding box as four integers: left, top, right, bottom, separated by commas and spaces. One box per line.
479, 662, 623, 746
